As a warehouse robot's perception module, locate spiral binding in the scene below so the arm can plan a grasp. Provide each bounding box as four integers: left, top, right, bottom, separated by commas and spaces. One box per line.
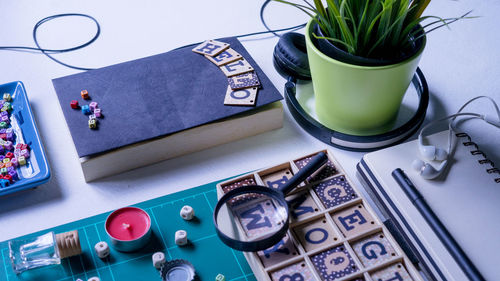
456, 132, 500, 183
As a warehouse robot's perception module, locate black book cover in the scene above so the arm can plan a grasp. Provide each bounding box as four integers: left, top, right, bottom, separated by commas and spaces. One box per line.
53, 37, 283, 157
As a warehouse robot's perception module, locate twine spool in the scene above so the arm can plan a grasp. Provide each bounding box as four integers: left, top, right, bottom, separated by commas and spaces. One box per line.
56, 230, 82, 259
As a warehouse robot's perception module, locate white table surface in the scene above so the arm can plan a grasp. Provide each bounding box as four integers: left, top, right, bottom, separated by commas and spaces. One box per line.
0, 0, 498, 243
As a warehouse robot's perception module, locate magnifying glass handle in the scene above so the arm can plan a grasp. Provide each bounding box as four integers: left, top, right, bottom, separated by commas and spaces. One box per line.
280, 152, 328, 195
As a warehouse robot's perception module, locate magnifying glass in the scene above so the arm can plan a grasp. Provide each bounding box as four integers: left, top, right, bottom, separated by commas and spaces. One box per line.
213, 152, 328, 252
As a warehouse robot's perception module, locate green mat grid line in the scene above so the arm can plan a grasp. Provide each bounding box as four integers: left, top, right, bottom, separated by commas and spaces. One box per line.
202, 192, 249, 281
94, 224, 117, 281
2, 247, 9, 281
149, 207, 172, 260
82, 227, 100, 281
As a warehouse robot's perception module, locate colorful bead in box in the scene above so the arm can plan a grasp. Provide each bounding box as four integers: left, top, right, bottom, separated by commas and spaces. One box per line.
0, 93, 31, 189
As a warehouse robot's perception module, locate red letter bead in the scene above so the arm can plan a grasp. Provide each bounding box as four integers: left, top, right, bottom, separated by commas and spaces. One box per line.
70, 100, 79, 109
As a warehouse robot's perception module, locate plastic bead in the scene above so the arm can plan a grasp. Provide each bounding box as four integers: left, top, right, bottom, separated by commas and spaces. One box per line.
215, 274, 226, 281
8, 170, 17, 179
87, 277, 100, 281
0, 179, 9, 188
152, 252, 166, 269
3, 93, 11, 101
89, 119, 97, 129
81, 105, 91, 115
4, 141, 12, 150
70, 100, 79, 109
81, 90, 89, 99
180, 205, 195, 220
21, 149, 29, 158
0, 122, 7, 128
2, 102, 11, 112
18, 156, 26, 166
4, 174, 12, 183
94, 108, 102, 118
94, 241, 110, 259
175, 230, 188, 246
89, 102, 98, 112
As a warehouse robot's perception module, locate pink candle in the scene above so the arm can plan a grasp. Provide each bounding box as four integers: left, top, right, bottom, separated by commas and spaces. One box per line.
105, 207, 152, 252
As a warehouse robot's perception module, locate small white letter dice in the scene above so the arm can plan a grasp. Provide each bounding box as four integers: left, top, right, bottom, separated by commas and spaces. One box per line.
94, 241, 110, 259
180, 205, 195, 220
175, 230, 188, 246
152, 251, 166, 269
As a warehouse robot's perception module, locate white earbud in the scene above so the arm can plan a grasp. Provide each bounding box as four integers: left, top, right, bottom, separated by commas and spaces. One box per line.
418, 136, 448, 161
412, 159, 448, 180
414, 96, 499, 180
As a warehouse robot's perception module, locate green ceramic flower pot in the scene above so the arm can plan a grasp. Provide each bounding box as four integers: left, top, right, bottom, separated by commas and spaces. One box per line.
305, 19, 426, 136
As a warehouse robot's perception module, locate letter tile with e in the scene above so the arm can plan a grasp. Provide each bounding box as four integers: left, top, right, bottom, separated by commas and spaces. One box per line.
332, 204, 377, 238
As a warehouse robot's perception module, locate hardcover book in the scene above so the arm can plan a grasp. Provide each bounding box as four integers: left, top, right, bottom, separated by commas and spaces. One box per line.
53, 37, 283, 181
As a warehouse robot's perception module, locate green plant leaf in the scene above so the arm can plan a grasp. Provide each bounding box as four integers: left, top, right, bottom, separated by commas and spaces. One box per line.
273, 0, 474, 59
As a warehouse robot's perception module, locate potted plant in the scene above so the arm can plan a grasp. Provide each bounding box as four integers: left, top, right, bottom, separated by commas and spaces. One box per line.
274, 0, 471, 135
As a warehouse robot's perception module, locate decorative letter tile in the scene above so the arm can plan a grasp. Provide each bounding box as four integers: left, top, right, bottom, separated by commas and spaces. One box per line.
257, 234, 298, 268
221, 176, 258, 206
224, 86, 258, 106
205, 48, 242, 66
235, 199, 283, 238
294, 154, 337, 183
228, 72, 260, 90
192, 40, 229, 56
332, 204, 376, 238
219, 58, 254, 77
261, 168, 293, 189
313, 176, 358, 209
311, 245, 359, 280
352, 232, 397, 267
370, 263, 414, 281
294, 218, 338, 252
286, 192, 320, 223
271, 261, 317, 281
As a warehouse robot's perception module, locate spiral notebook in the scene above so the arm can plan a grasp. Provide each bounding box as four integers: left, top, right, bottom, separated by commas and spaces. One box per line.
357, 130, 499, 281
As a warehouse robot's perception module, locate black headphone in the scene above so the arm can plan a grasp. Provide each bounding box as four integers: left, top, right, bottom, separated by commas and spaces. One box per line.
273, 32, 429, 152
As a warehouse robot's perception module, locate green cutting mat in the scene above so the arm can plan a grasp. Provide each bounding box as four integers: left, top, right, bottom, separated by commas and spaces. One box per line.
0, 180, 256, 281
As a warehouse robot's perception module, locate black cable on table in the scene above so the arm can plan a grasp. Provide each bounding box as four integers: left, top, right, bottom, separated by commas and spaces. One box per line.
0, 13, 100, 71
0, 1, 305, 70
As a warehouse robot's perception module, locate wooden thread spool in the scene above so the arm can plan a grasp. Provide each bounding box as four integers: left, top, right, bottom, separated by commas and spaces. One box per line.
56, 230, 82, 259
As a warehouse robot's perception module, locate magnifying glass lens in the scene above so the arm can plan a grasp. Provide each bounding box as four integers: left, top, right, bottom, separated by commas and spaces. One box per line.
215, 190, 288, 244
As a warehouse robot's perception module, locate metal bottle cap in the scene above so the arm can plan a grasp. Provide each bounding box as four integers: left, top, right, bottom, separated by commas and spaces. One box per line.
160, 259, 195, 281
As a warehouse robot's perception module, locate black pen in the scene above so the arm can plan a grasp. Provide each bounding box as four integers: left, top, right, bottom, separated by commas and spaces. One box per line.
392, 168, 484, 281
